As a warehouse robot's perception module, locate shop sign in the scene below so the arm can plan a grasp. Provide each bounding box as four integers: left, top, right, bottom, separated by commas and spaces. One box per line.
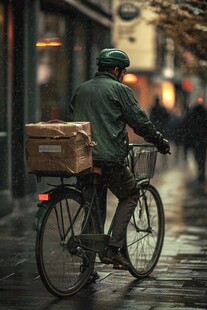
118, 2, 140, 21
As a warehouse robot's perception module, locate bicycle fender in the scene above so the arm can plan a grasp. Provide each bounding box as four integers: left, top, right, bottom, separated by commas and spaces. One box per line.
33, 202, 48, 232
139, 179, 150, 187
33, 187, 58, 232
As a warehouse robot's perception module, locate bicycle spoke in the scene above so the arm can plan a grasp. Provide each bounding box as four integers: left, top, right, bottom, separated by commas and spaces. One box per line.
126, 184, 165, 278
36, 188, 95, 297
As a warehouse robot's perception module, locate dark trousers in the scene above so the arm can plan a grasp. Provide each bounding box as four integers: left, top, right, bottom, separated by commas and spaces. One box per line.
79, 164, 140, 248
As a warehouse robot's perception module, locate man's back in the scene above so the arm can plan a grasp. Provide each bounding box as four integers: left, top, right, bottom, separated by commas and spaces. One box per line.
69, 72, 129, 163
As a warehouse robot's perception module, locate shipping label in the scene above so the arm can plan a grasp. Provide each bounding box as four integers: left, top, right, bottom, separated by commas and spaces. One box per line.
39, 145, 62, 153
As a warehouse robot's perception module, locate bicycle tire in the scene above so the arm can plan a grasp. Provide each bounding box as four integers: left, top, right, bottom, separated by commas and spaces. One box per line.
125, 183, 165, 278
36, 188, 96, 297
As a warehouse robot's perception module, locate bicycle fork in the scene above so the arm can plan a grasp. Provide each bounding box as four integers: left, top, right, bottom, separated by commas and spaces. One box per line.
139, 187, 152, 233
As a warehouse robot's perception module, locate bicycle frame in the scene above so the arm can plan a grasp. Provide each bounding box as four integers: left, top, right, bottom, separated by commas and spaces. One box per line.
33, 175, 113, 255
72, 173, 114, 254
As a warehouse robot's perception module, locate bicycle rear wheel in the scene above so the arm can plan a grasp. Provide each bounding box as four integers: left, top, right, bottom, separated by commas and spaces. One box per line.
125, 183, 165, 278
36, 188, 96, 297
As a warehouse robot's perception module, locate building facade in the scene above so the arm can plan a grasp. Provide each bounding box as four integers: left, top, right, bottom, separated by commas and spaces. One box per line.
0, 0, 112, 216
112, 0, 176, 114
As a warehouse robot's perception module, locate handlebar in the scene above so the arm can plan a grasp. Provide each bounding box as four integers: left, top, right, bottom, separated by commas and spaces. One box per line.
128, 143, 156, 149
128, 143, 171, 155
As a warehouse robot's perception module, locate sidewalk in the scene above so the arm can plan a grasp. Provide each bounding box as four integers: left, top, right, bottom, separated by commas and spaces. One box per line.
0, 149, 207, 309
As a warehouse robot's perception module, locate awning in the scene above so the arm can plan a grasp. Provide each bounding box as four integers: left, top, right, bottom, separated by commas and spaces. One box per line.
64, 0, 112, 28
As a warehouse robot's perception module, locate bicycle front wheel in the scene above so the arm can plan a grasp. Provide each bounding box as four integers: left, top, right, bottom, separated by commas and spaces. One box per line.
125, 183, 165, 278
36, 188, 96, 297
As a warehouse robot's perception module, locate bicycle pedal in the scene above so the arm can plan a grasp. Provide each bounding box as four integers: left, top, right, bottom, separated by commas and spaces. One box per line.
113, 263, 128, 270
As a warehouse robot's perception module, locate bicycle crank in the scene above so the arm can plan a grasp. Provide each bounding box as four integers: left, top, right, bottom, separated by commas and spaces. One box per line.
67, 236, 87, 259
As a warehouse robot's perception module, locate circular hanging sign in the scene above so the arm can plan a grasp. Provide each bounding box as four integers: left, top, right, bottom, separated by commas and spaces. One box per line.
118, 3, 140, 21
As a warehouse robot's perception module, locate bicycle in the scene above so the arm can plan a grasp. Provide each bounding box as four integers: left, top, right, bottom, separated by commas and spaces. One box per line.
33, 143, 165, 297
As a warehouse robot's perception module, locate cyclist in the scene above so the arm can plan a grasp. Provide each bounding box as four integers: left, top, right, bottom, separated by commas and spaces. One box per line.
68, 48, 170, 270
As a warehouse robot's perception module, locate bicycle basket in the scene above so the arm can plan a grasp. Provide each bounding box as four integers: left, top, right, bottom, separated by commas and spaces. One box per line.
131, 144, 157, 180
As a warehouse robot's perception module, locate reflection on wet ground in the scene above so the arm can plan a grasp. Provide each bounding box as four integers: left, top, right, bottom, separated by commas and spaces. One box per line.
0, 147, 207, 309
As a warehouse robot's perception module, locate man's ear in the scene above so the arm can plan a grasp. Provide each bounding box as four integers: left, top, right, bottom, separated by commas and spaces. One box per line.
114, 67, 119, 76
113, 67, 119, 77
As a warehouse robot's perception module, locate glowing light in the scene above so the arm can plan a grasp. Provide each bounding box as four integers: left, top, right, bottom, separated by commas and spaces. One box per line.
36, 38, 62, 47
162, 81, 175, 109
123, 74, 138, 84
38, 193, 50, 201
182, 78, 193, 92
197, 96, 204, 104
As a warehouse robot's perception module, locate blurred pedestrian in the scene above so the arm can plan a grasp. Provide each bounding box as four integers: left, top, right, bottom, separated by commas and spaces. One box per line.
150, 96, 170, 138
179, 107, 192, 161
167, 107, 183, 157
185, 97, 207, 183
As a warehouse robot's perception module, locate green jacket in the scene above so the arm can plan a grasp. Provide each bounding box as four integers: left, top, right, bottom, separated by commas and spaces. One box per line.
68, 72, 161, 164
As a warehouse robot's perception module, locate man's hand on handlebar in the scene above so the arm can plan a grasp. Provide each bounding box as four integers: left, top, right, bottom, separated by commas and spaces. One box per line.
156, 138, 171, 155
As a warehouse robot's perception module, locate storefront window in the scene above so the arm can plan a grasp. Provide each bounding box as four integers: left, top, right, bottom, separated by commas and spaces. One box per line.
0, 3, 9, 191
0, 4, 6, 131
72, 21, 87, 90
37, 12, 69, 121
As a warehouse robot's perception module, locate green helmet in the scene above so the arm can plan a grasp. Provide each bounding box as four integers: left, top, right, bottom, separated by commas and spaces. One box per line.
96, 48, 130, 68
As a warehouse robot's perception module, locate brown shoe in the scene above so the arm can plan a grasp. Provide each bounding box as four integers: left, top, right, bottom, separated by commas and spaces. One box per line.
113, 251, 130, 268
101, 247, 130, 268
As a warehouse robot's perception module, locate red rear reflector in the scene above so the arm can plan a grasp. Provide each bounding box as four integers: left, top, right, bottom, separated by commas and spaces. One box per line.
38, 193, 50, 201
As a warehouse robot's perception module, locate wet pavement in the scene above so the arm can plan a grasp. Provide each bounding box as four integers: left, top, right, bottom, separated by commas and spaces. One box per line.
0, 148, 207, 309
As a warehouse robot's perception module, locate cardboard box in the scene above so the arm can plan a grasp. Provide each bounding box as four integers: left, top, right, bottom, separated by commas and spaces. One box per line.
25, 121, 91, 138
25, 122, 93, 175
